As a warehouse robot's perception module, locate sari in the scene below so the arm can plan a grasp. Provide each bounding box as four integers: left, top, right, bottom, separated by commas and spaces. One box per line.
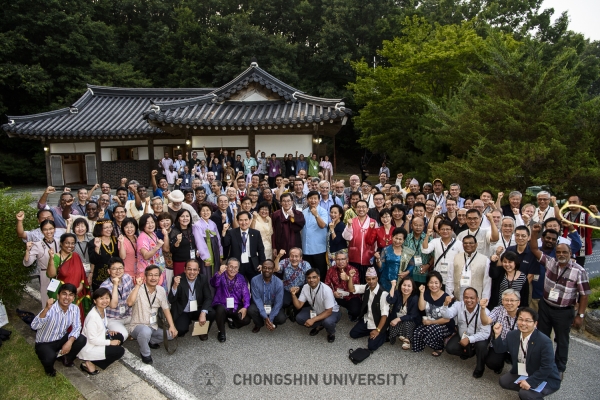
50, 252, 92, 324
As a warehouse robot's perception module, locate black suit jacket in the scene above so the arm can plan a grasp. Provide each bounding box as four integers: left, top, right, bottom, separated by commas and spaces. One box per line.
168, 273, 213, 321
222, 228, 265, 270
492, 329, 561, 391
211, 209, 234, 258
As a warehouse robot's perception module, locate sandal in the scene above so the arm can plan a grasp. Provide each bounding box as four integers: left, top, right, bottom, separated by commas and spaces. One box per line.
401, 339, 411, 350
431, 349, 444, 357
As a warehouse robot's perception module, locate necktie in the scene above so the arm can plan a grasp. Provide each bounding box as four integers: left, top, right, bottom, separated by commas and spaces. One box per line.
242, 232, 247, 253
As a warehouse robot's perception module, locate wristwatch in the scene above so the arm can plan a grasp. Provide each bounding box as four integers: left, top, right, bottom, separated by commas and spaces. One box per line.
579, 313, 585, 318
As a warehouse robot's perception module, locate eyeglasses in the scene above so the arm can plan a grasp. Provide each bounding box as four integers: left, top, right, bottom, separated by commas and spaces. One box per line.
514, 234, 529, 238
147, 274, 161, 278
110, 267, 124, 271
502, 299, 518, 303
517, 318, 534, 323
466, 217, 479, 221
537, 198, 550, 201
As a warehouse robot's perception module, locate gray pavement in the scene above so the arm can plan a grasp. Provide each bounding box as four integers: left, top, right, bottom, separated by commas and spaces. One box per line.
122, 312, 600, 400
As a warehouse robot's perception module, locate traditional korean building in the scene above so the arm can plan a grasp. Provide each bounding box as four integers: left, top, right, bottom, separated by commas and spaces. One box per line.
2, 62, 350, 186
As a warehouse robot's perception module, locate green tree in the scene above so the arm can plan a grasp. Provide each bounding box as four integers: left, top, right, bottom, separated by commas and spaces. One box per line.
425, 31, 600, 198
0, 189, 37, 308
349, 16, 485, 179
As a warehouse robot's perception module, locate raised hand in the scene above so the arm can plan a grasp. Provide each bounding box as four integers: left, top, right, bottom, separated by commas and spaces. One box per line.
26, 241, 34, 251
136, 276, 144, 286
419, 285, 425, 294
117, 235, 125, 245
112, 276, 121, 286
46, 298, 55, 309
497, 192, 504, 201
173, 276, 181, 288
493, 322, 502, 337
340, 270, 348, 281
480, 298, 489, 308
46, 186, 56, 194
278, 249, 286, 257
16, 211, 25, 221
156, 239, 164, 247
176, 233, 183, 243
348, 269, 356, 278
513, 207, 520, 216
495, 246, 504, 256
290, 286, 299, 296
219, 264, 227, 274
443, 296, 452, 307
152, 170, 158, 176
531, 223, 542, 234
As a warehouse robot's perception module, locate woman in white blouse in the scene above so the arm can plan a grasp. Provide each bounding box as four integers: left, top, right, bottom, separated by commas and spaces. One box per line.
78, 288, 125, 375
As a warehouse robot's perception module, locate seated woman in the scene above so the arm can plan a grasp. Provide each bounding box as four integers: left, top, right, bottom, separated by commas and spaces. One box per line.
480, 289, 521, 374
387, 276, 421, 350
78, 288, 125, 375
489, 250, 528, 309
374, 227, 409, 292
412, 271, 455, 357
46, 233, 92, 324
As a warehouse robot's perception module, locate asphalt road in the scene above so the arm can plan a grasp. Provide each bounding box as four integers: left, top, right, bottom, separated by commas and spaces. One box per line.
122, 313, 600, 400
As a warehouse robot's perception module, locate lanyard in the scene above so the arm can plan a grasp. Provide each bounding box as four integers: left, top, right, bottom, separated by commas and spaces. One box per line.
310, 283, 321, 307
555, 265, 569, 285
126, 235, 138, 258
464, 305, 479, 332
471, 227, 481, 239
464, 252, 478, 272
540, 207, 550, 221
76, 241, 88, 257
189, 279, 196, 297
505, 271, 517, 288
506, 315, 517, 330
520, 337, 528, 359
182, 228, 194, 249
263, 279, 272, 303
144, 284, 156, 307
43, 240, 59, 253
57, 253, 71, 270
501, 235, 510, 249
440, 239, 455, 260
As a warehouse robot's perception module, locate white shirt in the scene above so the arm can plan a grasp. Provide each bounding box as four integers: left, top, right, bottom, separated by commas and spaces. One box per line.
240, 229, 251, 261
457, 228, 496, 257
421, 237, 464, 292
298, 282, 339, 314
532, 206, 555, 223
518, 332, 533, 363
446, 251, 492, 299
441, 302, 491, 343
354, 284, 389, 329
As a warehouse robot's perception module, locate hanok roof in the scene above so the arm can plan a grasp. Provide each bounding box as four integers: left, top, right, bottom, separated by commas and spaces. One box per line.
143, 63, 350, 130
2, 85, 215, 139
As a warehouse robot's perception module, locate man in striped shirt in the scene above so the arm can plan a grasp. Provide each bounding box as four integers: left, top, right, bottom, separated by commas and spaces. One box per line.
529, 223, 590, 378
31, 283, 87, 377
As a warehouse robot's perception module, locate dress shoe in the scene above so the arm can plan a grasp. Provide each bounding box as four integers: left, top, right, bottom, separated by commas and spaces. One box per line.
494, 368, 503, 375
148, 342, 160, 349
141, 354, 153, 364
227, 320, 236, 330
559, 371, 564, 381
289, 313, 296, 323
62, 357, 75, 367
327, 334, 336, 343
80, 363, 99, 376
252, 325, 261, 333
309, 326, 324, 336
199, 334, 208, 341
46, 369, 57, 377
472, 370, 483, 379
217, 332, 226, 343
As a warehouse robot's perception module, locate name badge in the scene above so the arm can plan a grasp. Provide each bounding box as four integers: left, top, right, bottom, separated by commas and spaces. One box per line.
295, 204, 302, 211
439, 262, 448, 272
235, 168, 239, 172
241, 253, 249, 264
150, 311, 157, 325
159, 255, 165, 264
518, 362, 528, 376
264, 305, 272, 315
119, 305, 126, 315
189, 300, 198, 312
185, 178, 189, 184
548, 287, 560, 302
533, 274, 540, 282
190, 250, 196, 259
460, 275, 471, 287
227, 175, 231, 180
83, 262, 91, 273
272, 168, 276, 173
310, 309, 317, 319
414, 256, 423, 267
226, 297, 235, 309
291, 166, 295, 171
47, 278, 60, 292
313, 165, 317, 170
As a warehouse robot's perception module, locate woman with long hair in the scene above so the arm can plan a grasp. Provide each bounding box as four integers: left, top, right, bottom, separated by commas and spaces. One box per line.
118, 217, 139, 278
47, 233, 92, 323
88, 219, 119, 291
170, 209, 196, 276
192, 204, 222, 277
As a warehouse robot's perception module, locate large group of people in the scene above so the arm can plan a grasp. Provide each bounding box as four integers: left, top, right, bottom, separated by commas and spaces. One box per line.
20, 151, 596, 399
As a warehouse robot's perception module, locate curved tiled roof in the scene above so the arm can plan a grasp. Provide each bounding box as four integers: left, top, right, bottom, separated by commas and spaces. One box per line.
143, 64, 350, 128
3, 85, 215, 138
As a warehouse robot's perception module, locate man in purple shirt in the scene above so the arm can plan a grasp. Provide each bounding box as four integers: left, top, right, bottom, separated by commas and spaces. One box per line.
267, 153, 281, 189
210, 258, 251, 342
37, 186, 80, 228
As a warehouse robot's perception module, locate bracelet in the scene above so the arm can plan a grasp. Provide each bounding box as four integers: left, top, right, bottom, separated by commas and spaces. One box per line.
376, 328, 381, 332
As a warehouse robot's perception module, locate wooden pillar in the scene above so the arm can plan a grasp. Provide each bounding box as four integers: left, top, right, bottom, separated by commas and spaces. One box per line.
148, 138, 154, 178
44, 141, 51, 186
94, 140, 103, 184
248, 131, 256, 154
333, 135, 336, 174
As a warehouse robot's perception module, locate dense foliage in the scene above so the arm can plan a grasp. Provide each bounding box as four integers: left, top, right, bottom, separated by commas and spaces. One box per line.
0, 0, 598, 199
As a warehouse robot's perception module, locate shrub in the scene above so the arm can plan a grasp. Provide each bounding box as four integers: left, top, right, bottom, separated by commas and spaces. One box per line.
0, 188, 38, 308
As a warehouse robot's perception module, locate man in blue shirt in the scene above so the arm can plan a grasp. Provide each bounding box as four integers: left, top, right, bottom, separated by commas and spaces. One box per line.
31, 283, 87, 377
248, 260, 286, 333
302, 191, 329, 279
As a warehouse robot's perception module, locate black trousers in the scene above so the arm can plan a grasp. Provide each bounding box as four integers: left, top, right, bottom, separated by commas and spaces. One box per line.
247, 303, 287, 327
485, 348, 511, 371
445, 335, 489, 373
350, 262, 371, 284
538, 300, 574, 372
303, 253, 328, 280
89, 333, 125, 370
174, 309, 216, 337
268, 176, 276, 188
35, 333, 87, 373
336, 297, 362, 320
214, 304, 251, 333
499, 373, 558, 399
240, 262, 259, 284
576, 256, 586, 267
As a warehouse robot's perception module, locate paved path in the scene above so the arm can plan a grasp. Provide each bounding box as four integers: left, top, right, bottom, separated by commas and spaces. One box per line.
121, 313, 600, 399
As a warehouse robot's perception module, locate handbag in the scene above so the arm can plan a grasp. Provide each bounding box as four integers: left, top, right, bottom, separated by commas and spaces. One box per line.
157, 308, 177, 355
348, 348, 372, 365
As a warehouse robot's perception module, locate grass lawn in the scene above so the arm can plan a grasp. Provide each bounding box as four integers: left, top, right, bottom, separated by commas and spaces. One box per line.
0, 324, 82, 400
589, 276, 600, 304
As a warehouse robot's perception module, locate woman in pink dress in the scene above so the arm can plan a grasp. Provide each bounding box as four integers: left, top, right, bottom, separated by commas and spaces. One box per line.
136, 214, 169, 289
118, 217, 139, 278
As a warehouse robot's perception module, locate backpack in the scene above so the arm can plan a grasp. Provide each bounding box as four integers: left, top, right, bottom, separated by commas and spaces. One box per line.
348, 348, 371, 364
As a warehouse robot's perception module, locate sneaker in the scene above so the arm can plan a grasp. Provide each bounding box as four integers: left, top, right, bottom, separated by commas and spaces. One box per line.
141, 354, 153, 364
